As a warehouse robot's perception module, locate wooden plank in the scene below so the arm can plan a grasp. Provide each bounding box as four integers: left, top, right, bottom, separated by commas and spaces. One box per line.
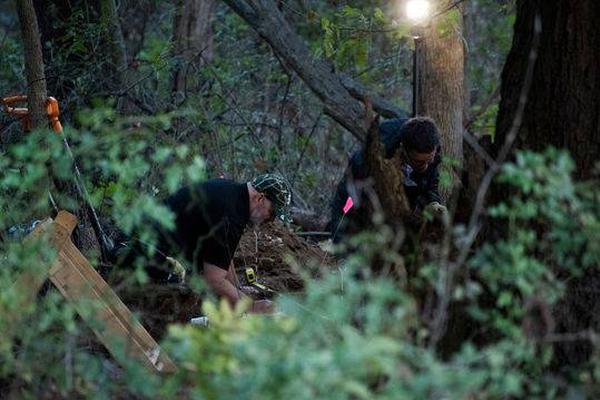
2, 212, 76, 330
55, 241, 159, 348
50, 239, 177, 372
6, 211, 176, 373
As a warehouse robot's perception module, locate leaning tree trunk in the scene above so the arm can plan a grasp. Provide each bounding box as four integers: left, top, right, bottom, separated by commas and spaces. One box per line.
172, 0, 217, 97
364, 118, 412, 224
495, 0, 600, 180
222, 0, 408, 141
417, 2, 465, 203
494, 0, 600, 367
16, 0, 48, 129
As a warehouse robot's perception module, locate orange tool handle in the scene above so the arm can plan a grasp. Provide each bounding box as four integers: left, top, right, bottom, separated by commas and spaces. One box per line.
1, 95, 63, 134
1, 95, 29, 116
46, 97, 63, 134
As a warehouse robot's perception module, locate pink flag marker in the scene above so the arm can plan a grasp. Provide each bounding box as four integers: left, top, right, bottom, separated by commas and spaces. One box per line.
342, 196, 354, 214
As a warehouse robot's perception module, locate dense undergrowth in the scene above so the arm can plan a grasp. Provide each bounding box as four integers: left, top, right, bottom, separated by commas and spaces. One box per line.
0, 116, 598, 398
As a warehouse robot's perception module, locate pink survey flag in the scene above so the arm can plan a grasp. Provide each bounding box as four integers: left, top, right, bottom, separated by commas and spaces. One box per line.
342, 196, 354, 214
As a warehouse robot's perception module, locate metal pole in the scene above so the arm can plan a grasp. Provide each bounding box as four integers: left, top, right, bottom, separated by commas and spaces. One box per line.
412, 36, 421, 117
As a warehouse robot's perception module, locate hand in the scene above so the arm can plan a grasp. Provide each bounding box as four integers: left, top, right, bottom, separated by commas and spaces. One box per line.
423, 202, 448, 219
166, 256, 186, 283
239, 285, 261, 296
251, 299, 275, 314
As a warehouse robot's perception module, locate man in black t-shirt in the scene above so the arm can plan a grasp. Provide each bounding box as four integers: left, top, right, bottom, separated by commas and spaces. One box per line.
114, 174, 292, 314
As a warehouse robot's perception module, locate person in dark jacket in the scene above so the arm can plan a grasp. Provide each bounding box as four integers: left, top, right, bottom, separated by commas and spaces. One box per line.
329, 117, 446, 242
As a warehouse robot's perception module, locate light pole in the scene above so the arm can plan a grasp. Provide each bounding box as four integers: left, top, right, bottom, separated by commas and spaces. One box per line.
405, 0, 431, 117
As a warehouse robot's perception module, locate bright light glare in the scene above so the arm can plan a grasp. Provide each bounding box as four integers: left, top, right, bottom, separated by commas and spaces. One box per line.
406, 0, 431, 22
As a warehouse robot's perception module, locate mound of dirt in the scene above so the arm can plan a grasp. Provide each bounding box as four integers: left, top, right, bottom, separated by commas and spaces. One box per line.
118, 222, 336, 339
235, 222, 337, 293
118, 283, 203, 339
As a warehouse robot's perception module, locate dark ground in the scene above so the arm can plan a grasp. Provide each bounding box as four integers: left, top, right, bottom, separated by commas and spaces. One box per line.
116, 222, 337, 340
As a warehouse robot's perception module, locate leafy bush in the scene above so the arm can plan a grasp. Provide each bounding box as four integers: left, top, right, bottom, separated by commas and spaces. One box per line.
1, 113, 598, 397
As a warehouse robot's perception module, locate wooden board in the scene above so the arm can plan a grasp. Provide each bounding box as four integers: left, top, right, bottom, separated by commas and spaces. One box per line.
7, 211, 176, 373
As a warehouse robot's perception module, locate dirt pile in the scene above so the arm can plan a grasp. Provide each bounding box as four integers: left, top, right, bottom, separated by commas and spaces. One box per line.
235, 222, 337, 293
119, 223, 336, 338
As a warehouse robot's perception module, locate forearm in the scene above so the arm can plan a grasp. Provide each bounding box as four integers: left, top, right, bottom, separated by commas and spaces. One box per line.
225, 261, 241, 288
204, 262, 247, 306
204, 262, 274, 314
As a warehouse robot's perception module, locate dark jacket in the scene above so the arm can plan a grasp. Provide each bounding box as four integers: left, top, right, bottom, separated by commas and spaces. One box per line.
329, 118, 442, 240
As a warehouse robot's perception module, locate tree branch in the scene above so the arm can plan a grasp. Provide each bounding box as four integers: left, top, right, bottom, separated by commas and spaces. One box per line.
222, 0, 408, 141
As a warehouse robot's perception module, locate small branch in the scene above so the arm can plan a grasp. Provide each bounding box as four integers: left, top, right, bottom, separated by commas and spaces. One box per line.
295, 231, 331, 237
462, 129, 495, 168
541, 330, 599, 343
339, 73, 407, 119
465, 86, 501, 130
276, 74, 293, 148
199, 54, 264, 149
290, 111, 323, 186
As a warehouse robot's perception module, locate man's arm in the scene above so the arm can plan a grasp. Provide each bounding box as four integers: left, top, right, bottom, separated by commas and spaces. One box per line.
203, 262, 274, 313
204, 262, 243, 305
225, 261, 241, 287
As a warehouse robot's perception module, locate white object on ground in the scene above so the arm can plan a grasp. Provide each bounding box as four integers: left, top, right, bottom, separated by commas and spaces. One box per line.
190, 316, 209, 327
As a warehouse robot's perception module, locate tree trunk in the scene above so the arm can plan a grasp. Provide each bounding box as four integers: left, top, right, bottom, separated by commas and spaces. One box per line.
495, 0, 600, 180
364, 115, 412, 224
418, 3, 465, 202
16, 0, 48, 129
494, 0, 600, 367
100, 0, 135, 112
172, 0, 217, 97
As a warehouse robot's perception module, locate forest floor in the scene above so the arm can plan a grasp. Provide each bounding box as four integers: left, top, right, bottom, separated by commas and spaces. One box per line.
118, 222, 337, 340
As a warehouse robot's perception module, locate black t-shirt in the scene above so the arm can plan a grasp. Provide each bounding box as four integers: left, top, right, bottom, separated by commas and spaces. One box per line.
156, 179, 250, 271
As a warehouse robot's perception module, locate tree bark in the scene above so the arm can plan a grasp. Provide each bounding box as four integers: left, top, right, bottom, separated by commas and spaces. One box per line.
495, 0, 600, 179
494, 0, 600, 367
172, 0, 217, 97
100, 0, 135, 112
16, 0, 48, 129
418, 3, 465, 202
364, 113, 412, 223
221, 0, 407, 141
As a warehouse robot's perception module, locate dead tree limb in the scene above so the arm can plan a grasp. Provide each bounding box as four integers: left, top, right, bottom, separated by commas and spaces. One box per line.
221, 0, 406, 141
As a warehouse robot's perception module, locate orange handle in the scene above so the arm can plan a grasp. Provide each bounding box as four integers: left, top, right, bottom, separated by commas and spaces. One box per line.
2, 95, 31, 131
1, 95, 63, 134
1, 95, 28, 108
1, 95, 29, 115
46, 97, 62, 134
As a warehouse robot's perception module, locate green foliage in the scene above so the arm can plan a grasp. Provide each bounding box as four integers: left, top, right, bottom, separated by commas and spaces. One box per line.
317, 6, 381, 71
57, 9, 104, 57
437, 8, 461, 38
0, 105, 206, 396
490, 148, 598, 272
5, 0, 598, 397
466, 0, 515, 137
0, 33, 24, 92
440, 155, 461, 190
2, 139, 599, 398
459, 148, 600, 395
162, 239, 481, 400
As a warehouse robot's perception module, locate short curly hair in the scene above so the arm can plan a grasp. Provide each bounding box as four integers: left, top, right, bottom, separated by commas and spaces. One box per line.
401, 117, 440, 153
